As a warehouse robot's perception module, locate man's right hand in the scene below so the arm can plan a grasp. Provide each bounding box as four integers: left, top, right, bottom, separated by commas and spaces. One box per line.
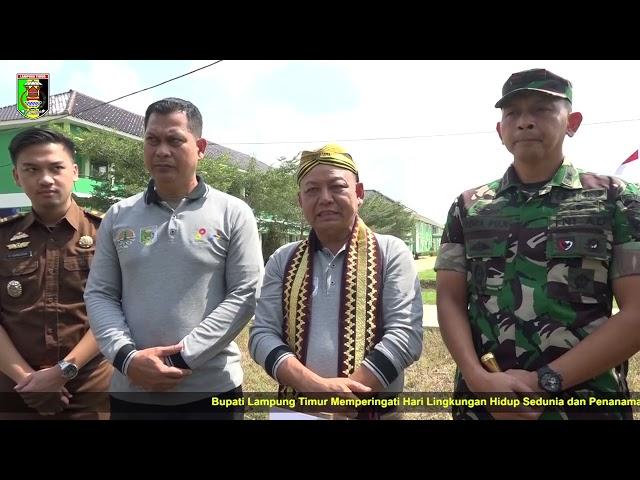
17, 388, 71, 416
307, 377, 372, 401
126, 344, 192, 391
14, 369, 72, 416
298, 377, 372, 418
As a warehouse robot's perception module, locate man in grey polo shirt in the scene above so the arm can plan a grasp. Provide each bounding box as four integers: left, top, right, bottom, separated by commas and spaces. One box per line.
249, 144, 423, 419
84, 98, 263, 419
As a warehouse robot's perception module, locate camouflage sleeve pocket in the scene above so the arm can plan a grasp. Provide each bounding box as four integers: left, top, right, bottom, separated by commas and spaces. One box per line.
434, 242, 466, 273
611, 241, 640, 279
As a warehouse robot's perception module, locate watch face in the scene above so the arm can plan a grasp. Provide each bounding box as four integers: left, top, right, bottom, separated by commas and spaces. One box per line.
61, 363, 78, 380
541, 372, 561, 393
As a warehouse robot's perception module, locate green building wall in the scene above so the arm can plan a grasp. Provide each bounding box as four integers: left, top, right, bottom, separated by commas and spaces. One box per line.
411, 220, 442, 257
0, 130, 21, 195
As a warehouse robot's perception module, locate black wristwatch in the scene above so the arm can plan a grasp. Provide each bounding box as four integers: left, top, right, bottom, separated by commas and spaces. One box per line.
537, 365, 563, 393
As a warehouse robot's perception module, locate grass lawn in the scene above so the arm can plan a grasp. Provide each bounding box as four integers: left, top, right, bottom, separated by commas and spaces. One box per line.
421, 289, 436, 305
419, 265, 437, 305
237, 323, 640, 420
419, 269, 436, 282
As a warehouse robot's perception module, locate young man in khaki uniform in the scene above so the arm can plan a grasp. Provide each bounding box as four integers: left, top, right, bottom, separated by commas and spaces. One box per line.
0, 127, 112, 419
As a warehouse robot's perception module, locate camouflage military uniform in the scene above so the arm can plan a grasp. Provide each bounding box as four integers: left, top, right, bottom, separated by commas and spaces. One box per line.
435, 159, 640, 419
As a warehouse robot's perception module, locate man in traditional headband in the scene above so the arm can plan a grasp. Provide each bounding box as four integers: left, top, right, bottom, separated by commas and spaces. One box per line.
249, 144, 423, 419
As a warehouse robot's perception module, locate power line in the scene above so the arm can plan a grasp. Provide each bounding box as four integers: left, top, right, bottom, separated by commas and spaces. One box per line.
67, 60, 223, 118
3, 61, 639, 162
221, 129, 494, 145
219, 117, 640, 145
586, 117, 640, 126
0, 61, 224, 168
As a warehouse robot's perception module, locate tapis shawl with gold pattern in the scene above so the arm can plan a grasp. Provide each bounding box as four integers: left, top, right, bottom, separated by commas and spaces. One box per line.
279, 217, 382, 396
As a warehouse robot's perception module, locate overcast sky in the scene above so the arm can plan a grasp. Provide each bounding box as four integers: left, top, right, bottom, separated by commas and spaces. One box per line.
2, 60, 639, 224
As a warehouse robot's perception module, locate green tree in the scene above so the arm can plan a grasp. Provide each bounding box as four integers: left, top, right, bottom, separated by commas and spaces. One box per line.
197, 154, 244, 195
245, 158, 302, 226
243, 157, 307, 259
359, 191, 416, 241
55, 125, 245, 213
61, 127, 146, 212
51, 126, 309, 259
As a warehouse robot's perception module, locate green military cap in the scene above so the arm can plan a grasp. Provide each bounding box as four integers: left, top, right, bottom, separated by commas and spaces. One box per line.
495, 68, 572, 108
297, 143, 358, 184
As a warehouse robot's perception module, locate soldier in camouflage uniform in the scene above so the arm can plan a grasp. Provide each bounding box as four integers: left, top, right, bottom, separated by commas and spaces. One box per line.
435, 68, 640, 420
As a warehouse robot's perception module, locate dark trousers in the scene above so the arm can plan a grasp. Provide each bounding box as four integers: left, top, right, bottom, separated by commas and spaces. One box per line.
110, 386, 244, 420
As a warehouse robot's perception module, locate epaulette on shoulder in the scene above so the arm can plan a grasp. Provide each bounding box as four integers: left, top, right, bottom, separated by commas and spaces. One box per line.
0, 212, 27, 226
83, 209, 105, 220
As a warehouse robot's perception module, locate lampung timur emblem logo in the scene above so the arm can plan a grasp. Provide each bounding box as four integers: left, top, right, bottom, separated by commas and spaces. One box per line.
16, 73, 49, 119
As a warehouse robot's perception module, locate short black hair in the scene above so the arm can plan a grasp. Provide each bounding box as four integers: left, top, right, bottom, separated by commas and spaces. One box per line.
8, 127, 76, 166
144, 97, 203, 137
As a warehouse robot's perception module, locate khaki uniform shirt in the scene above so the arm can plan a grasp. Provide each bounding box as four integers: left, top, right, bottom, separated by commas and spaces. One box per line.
0, 200, 112, 419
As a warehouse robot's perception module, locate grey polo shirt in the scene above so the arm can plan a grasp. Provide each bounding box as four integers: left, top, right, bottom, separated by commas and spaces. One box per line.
85, 178, 263, 403
249, 233, 423, 393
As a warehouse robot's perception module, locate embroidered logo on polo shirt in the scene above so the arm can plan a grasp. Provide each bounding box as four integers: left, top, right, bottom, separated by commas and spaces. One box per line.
140, 226, 158, 246
194, 227, 208, 241
115, 228, 136, 249
207, 229, 225, 244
